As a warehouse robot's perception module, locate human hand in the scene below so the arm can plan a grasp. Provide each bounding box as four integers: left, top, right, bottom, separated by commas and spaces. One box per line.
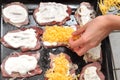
69, 15, 113, 56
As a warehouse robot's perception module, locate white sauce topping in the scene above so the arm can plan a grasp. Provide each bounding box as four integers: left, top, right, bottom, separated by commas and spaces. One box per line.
79, 5, 94, 25
4, 29, 37, 48
43, 41, 57, 46
84, 66, 100, 80
5, 55, 37, 75
3, 5, 28, 23
70, 25, 77, 31
86, 44, 101, 60
35, 2, 69, 23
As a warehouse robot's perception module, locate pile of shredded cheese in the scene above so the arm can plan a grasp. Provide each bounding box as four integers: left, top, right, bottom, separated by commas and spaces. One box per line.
43, 25, 74, 43
45, 53, 73, 80
99, 0, 120, 15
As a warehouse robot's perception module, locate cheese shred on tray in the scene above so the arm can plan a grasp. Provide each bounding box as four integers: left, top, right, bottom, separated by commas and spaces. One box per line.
45, 53, 73, 80
99, 0, 120, 15
43, 25, 74, 43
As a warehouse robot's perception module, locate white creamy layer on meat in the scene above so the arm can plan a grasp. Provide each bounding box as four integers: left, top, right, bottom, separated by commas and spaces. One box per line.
3, 5, 28, 23
4, 29, 37, 48
84, 44, 101, 61
5, 55, 37, 75
84, 66, 100, 80
43, 41, 57, 46
79, 5, 94, 25
35, 2, 69, 23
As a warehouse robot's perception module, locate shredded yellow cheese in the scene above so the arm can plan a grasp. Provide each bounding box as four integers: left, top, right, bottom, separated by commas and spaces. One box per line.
43, 25, 74, 43
45, 53, 73, 80
99, 0, 120, 15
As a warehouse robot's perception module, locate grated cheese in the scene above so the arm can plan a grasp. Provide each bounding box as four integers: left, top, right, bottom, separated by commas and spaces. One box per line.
42, 25, 74, 43
98, 0, 120, 15
45, 53, 73, 80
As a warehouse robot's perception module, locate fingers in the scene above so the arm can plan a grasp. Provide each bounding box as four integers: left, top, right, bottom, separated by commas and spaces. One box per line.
73, 44, 92, 56
74, 47, 88, 56
72, 27, 86, 36
69, 25, 90, 56
69, 37, 85, 48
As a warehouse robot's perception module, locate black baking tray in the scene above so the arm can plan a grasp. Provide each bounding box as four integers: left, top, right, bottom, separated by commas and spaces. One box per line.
0, 0, 114, 80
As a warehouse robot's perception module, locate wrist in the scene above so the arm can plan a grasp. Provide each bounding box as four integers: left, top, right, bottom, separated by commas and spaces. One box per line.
104, 15, 120, 30
96, 15, 114, 32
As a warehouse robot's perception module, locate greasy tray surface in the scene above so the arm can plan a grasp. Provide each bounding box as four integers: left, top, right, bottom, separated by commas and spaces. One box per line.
0, 1, 114, 80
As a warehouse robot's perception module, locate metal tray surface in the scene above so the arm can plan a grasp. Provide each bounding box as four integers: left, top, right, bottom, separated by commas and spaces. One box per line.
0, 0, 114, 80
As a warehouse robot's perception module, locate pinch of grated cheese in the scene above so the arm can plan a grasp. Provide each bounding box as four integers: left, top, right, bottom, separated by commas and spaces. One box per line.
43, 26, 74, 43
45, 53, 73, 80
99, 0, 120, 15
